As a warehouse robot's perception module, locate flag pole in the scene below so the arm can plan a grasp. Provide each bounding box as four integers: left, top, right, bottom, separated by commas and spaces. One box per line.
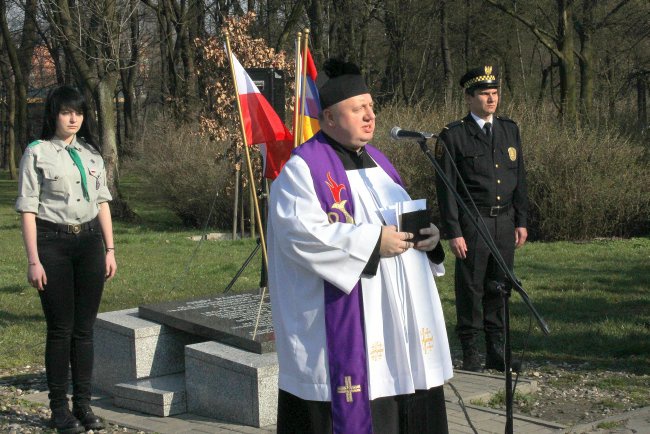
225, 34, 270, 340
292, 32, 302, 148
298, 29, 311, 145
224, 34, 268, 273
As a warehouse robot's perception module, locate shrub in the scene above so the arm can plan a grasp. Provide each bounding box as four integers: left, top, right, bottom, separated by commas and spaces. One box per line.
373, 101, 650, 241
137, 116, 242, 229
519, 103, 650, 240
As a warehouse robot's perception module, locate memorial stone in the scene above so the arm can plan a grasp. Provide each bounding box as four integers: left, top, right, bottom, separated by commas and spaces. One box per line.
139, 289, 275, 354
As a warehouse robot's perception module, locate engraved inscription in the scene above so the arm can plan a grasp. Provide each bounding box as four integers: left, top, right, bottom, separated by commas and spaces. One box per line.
166, 293, 273, 337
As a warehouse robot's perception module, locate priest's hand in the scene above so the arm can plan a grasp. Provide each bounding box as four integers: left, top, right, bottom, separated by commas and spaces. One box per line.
414, 223, 440, 252
380, 225, 414, 257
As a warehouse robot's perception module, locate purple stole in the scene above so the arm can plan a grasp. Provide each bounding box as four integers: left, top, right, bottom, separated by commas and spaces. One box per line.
293, 132, 402, 434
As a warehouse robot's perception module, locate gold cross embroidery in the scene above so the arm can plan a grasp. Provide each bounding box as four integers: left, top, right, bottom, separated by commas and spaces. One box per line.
370, 342, 385, 361
337, 376, 362, 403
421, 327, 434, 354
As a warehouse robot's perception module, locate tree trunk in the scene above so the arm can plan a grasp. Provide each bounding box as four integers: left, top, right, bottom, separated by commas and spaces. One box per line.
331, 0, 358, 63
557, 0, 577, 123
483, 0, 579, 122
120, 0, 139, 145
180, 0, 199, 120
6, 86, 16, 178
0, 0, 37, 162
95, 78, 134, 219
577, 0, 595, 118
638, 73, 648, 132
379, 0, 404, 103
305, 0, 326, 63
0, 39, 17, 178
440, 0, 454, 104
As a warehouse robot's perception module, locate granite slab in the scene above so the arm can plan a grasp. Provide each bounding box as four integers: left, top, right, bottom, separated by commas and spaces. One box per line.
139, 289, 274, 354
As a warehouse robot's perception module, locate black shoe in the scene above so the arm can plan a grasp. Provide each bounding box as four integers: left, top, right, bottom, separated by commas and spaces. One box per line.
485, 336, 522, 372
49, 407, 85, 434
73, 405, 105, 431
461, 342, 483, 372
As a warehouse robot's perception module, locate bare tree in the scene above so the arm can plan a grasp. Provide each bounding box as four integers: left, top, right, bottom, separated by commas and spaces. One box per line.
0, 0, 38, 178
439, 0, 453, 104
44, 0, 137, 218
140, 0, 202, 119
119, 0, 141, 147
0, 31, 17, 177
483, 0, 579, 122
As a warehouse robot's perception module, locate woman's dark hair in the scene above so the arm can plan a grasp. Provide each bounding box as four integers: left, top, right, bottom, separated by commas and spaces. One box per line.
40, 85, 100, 152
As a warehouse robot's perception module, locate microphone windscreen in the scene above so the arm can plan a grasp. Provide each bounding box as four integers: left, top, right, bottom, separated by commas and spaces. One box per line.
390, 126, 402, 140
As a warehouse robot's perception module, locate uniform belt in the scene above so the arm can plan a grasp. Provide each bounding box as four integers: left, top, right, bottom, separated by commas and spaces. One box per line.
477, 204, 512, 217
36, 217, 99, 234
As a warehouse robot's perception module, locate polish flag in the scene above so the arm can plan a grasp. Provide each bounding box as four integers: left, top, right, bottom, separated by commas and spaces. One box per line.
231, 51, 293, 179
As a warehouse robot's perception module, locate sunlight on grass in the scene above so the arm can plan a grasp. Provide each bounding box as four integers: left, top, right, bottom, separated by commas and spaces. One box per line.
1, 169, 649, 374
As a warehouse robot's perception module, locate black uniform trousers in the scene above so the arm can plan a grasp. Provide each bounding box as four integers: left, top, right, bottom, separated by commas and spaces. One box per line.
454, 207, 515, 341
277, 386, 448, 434
36, 221, 105, 410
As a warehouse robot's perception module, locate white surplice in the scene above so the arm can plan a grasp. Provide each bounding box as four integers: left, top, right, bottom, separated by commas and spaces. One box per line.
268, 153, 453, 402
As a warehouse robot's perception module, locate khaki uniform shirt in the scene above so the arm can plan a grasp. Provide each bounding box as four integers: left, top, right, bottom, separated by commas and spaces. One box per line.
15, 136, 112, 224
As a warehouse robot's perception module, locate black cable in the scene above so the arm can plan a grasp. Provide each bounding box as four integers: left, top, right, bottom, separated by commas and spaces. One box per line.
447, 381, 480, 434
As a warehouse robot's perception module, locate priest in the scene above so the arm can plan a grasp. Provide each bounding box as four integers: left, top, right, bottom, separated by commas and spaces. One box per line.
267, 58, 453, 434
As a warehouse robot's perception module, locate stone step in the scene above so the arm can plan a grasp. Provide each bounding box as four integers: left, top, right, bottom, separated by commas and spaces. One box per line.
93, 308, 203, 395
185, 340, 279, 427
113, 373, 186, 417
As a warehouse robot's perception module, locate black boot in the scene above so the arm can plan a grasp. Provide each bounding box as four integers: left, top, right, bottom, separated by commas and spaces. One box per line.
73, 404, 105, 431
49, 407, 85, 434
461, 339, 483, 372
485, 334, 522, 372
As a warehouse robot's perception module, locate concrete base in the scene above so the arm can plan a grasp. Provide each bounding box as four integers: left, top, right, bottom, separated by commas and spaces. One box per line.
185, 341, 279, 427
93, 308, 202, 394
113, 373, 186, 417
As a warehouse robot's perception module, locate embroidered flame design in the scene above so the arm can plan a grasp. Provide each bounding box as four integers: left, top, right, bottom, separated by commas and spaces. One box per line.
325, 171, 346, 202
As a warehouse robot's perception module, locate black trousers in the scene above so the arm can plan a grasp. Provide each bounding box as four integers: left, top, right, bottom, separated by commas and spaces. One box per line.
455, 209, 515, 341
37, 223, 105, 410
277, 386, 448, 434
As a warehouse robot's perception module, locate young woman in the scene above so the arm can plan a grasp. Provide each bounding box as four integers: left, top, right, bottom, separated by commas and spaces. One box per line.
16, 85, 117, 433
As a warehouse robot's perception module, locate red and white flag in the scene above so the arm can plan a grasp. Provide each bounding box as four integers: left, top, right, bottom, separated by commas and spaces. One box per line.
231, 51, 293, 179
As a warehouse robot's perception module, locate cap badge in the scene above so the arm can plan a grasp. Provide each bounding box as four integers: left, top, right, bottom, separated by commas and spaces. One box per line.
485, 65, 493, 75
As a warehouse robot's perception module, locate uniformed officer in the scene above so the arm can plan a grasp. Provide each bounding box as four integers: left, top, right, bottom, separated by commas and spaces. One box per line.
435, 66, 528, 372
16, 85, 116, 433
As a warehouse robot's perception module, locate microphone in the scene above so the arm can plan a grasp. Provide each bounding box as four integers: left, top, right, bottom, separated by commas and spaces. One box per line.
390, 126, 436, 141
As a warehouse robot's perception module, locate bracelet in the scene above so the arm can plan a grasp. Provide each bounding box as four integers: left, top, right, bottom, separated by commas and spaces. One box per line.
28, 261, 38, 266
105, 247, 115, 253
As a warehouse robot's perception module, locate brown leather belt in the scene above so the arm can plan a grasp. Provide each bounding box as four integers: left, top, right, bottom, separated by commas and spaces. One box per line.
36, 217, 99, 234
477, 204, 512, 217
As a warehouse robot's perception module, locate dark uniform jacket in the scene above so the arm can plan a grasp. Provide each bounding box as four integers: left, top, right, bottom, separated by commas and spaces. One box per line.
435, 113, 528, 240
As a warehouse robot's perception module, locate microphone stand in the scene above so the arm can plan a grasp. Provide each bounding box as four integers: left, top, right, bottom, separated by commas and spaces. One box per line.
414, 136, 550, 434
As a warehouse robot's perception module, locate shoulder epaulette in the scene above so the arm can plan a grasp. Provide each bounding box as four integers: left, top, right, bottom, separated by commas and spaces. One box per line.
443, 120, 464, 130
496, 115, 517, 125
27, 140, 42, 148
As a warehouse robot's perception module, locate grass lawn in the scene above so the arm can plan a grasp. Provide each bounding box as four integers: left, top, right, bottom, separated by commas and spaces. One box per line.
1, 169, 649, 380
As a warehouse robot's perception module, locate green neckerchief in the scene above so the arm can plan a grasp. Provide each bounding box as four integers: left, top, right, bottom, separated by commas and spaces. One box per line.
66, 144, 90, 201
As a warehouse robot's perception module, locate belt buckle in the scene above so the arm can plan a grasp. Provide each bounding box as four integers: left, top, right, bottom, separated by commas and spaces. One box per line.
489, 206, 500, 217
68, 224, 82, 234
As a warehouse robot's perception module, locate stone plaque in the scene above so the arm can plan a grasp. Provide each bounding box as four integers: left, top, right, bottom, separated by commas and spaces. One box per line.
139, 289, 275, 354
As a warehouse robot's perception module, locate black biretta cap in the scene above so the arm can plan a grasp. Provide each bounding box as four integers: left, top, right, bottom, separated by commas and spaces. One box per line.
317, 58, 369, 109
460, 65, 499, 91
